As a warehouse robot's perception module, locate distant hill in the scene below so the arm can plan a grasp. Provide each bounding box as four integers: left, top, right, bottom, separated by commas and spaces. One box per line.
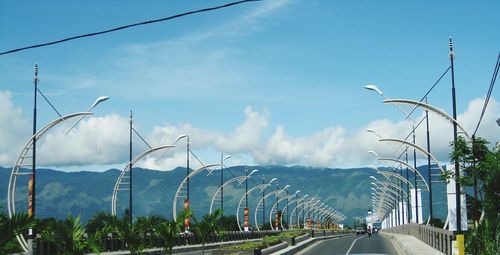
0, 165, 448, 226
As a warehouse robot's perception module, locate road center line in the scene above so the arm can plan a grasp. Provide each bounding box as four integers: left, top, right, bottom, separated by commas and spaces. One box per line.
345, 235, 365, 255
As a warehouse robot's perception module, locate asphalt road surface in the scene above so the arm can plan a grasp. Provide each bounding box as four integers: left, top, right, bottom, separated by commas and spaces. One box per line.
297, 233, 400, 255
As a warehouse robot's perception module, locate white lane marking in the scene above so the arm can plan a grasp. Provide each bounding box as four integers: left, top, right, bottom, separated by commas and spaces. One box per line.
345, 235, 365, 255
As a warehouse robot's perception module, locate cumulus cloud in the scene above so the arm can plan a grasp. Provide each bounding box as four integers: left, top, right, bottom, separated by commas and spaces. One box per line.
1, 90, 498, 170
37, 113, 130, 166
0, 91, 30, 164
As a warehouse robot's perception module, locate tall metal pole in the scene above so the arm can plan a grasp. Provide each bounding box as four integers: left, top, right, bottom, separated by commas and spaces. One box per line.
425, 97, 434, 223
129, 110, 133, 225
449, 37, 461, 232
186, 136, 190, 202
245, 170, 248, 208
412, 129, 419, 224
275, 183, 279, 230
262, 175, 265, 226
220, 153, 224, 216
405, 150, 411, 223
30, 64, 39, 239
286, 189, 289, 229
399, 166, 404, 224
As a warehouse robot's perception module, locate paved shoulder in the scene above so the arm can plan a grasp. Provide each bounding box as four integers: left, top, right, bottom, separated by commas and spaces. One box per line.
380, 232, 444, 255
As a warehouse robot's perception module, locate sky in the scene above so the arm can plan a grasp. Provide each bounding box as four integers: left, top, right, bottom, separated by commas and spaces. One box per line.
0, 0, 498, 172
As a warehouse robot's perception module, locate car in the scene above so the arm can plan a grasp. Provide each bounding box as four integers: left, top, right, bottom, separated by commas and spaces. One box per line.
356, 228, 365, 235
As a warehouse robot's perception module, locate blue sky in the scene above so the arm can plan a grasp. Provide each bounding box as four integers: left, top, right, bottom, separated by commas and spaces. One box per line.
0, 0, 498, 171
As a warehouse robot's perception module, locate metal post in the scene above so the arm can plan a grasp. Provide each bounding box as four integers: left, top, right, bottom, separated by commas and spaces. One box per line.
220, 153, 224, 216
425, 97, 434, 223
186, 136, 190, 201
449, 37, 461, 232
286, 190, 289, 229
399, 166, 405, 224
276, 184, 279, 230
129, 111, 133, 225
262, 176, 265, 226
405, 150, 411, 223
472, 135, 478, 223
412, 129, 419, 224
245, 170, 248, 208
30, 64, 39, 242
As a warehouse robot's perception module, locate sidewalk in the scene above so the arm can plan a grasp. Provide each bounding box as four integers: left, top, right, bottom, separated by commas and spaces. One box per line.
380, 232, 444, 255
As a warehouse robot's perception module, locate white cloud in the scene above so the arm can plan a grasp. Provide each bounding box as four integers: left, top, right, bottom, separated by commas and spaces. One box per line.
1, 90, 498, 170
37, 113, 130, 166
0, 91, 30, 165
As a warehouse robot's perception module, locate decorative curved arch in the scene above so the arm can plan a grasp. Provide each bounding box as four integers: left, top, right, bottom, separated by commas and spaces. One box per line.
235, 179, 277, 232
383, 99, 471, 140
372, 181, 409, 197
209, 174, 252, 214
111, 145, 175, 215
379, 138, 446, 175
377, 170, 416, 190
8, 112, 92, 252
303, 200, 322, 227
253, 188, 287, 232
378, 158, 430, 191
172, 163, 221, 221
268, 193, 297, 230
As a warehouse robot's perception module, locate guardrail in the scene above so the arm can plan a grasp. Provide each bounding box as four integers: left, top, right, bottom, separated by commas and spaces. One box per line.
382, 223, 454, 255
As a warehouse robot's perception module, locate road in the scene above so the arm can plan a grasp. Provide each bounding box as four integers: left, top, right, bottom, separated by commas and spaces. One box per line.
297, 233, 400, 255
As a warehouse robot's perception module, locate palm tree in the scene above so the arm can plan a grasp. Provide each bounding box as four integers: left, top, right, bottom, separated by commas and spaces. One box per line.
39, 215, 99, 255
191, 208, 224, 255
0, 211, 35, 254
157, 209, 192, 255
134, 215, 165, 248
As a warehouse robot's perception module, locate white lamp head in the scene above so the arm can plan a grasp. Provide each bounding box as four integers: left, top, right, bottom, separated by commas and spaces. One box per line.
364, 84, 384, 95
249, 169, 259, 176
283, 185, 290, 190
90, 96, 109, 109
174, 134, 188, 143
368, 150, 380, 157
269, 178, 278, 184
223, 155, 232, 161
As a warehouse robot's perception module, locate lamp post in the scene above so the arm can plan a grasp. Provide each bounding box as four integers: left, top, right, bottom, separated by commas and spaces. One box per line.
220, 153, 231, 216
174, 134, 190, 229
129, 111, 133, 225
364, 85, 422, 224
449, 37, 462, 232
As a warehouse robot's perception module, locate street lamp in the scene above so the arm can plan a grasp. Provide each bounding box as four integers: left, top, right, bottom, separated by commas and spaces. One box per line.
65, 96, 110, 135
364, 85, 421, 224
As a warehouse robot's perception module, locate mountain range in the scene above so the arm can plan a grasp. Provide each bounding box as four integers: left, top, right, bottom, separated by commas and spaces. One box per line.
0, 165, 448, 226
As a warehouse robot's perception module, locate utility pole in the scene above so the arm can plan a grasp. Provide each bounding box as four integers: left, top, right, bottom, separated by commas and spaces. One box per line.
129, 110, 133, 225
449, 37, 462, 232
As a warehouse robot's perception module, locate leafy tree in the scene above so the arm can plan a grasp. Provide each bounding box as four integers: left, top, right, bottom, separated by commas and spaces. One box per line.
0, 211, 35, 254
447, 136, 499, 254
191, 208, 224, 255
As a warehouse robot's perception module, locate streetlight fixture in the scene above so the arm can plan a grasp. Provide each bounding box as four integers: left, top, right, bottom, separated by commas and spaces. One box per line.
65, 96, 110, 135
364, 84, 422, 224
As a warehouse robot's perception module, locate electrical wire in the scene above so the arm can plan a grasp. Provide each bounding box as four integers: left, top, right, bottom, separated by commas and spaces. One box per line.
473, 51, 499, 136
0, 0, 261, 56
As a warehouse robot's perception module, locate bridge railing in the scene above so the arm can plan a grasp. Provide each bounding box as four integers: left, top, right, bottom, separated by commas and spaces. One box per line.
382, 223, 454, 255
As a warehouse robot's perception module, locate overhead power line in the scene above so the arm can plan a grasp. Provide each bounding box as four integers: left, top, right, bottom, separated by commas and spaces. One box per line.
473, 51, 500, 136
0, 0, 261, 56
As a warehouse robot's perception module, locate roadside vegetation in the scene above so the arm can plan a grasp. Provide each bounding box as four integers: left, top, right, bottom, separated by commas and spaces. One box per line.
446, 136, 499, 255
